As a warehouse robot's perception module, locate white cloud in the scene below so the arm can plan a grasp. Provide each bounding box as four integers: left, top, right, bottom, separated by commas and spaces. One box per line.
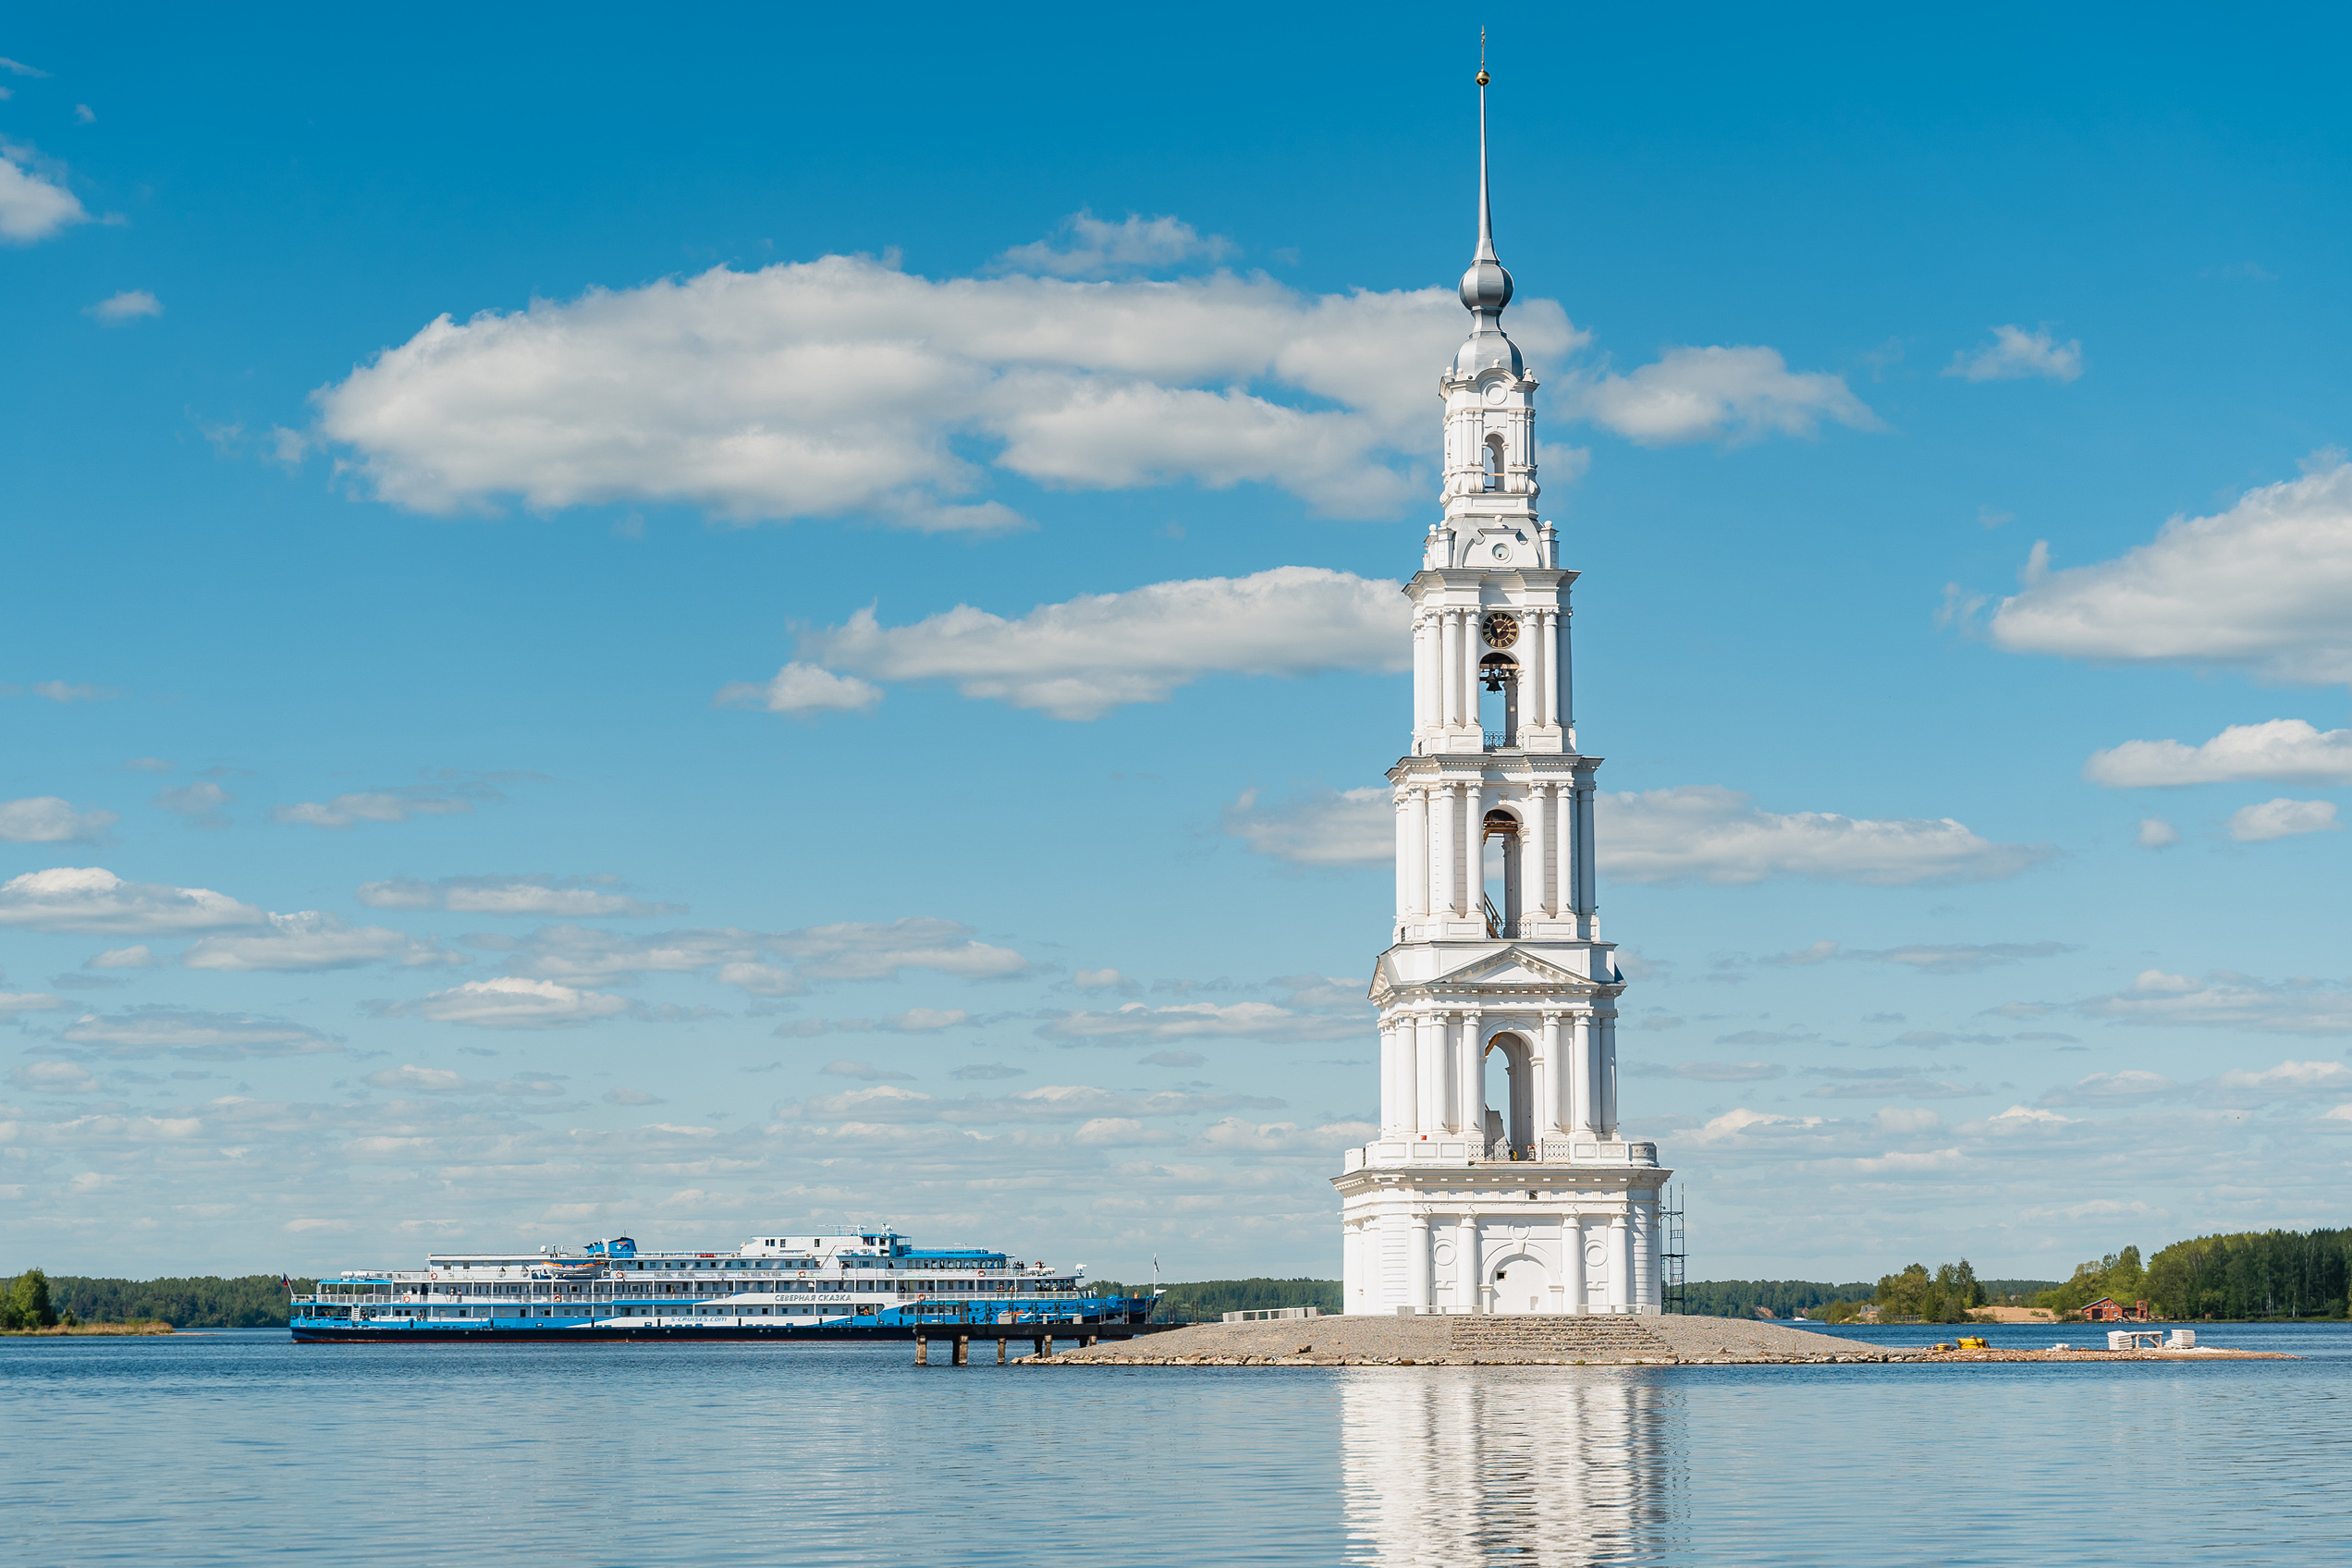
991, 210, 1235, 278
881, 1008, 969, 1033
6, 680, 123, 702
0, 797, 118, 843
2225, 798, 2340, 842
771, 567, 1407, 722
1758, 940, 1841, 966
472, 917, 1023, 993
11, 1061, 99, 1094
85, 289, 161, 324
0, 867, 266, 935
2207, 1060, 2352, 1106
2138, 817, 2181, 849
822, 1060, 917, 1082
1599, 786, 2052, 886
151, 782, 233, 827
371, 976, 637, 1030
714, 662, 881, 717
311, 253, 1583, 529
1851, 941, 2078, 975
1943, 325, 2083, 383
792, 1082, 1286, 1126
270, 781, 494, 828
181, 912, 460, 973
1570, 346, 1877, 445
356, 875, 679, 917
87, 946, 154, 969
59, 1007, 337, 1059
716, 962, 803, 997
0, 990, 71, 1018
1988, 456, 2352, 685
1223, 785, 1390, 865
2086, 719, 2352, 788
1036, 1000, 1360, 1044
1628, 1060, 1786, 1083
604, 1086, 667, 1105
1686, 1108, 1826, 1143
1219, 781, 2050, 885
361, 1063, 565, 1097
768, 918, 1029, 982
0, 140, 88, 245
1072, 968, 1136, 993
2074, 971, 2352, 1035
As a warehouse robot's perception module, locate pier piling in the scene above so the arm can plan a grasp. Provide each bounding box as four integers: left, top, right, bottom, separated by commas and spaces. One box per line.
952, 1334, 970, 1366
915, 1334, 928, 1366
997, 1336, 1007, 1365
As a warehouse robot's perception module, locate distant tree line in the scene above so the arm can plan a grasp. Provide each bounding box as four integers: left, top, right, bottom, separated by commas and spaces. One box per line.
2, 1268, 66, 1329
1676, 1280, 1874, 1318
2037, 1230, 2352, 1319
1093, 1277, 1340, 1323
0, 1271, 292, 1329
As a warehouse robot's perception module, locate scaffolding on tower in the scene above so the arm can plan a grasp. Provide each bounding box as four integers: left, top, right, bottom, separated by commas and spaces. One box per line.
1660, 1184, 1688, 1315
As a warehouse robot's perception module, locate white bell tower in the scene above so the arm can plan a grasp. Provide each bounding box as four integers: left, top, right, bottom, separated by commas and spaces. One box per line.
1335, 66, 1671, 1317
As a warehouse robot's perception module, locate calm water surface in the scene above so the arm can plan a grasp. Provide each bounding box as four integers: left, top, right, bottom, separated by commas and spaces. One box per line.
5, 1321, 2346, 1564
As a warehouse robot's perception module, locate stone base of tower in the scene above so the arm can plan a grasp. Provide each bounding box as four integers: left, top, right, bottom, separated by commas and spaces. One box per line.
1333, 1143, 1672, 1317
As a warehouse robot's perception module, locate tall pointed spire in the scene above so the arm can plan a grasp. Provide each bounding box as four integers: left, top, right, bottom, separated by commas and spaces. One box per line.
1475, 32, 1497, 264
1454, 38, 1519, 377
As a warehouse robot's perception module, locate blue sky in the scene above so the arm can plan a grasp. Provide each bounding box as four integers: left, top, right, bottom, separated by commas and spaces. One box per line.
5, 3, 2350, 1283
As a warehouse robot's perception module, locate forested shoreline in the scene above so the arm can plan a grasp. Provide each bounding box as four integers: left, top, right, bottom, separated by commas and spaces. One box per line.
10, 1230, 2345, 1329
1, 1272, 294, 1329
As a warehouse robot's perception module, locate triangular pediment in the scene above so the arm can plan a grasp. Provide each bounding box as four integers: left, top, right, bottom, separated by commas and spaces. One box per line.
1430, 946, 1591, 991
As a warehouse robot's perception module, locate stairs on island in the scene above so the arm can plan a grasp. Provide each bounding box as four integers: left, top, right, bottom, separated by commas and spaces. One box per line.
1446, 1313, 1673, 1362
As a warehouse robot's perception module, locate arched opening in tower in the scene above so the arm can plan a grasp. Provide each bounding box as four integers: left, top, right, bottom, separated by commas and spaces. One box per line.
1482, 432, 1506, 491
1477, 653, 1518, 745
1482, 1029, 1536, 1158
1481, 807, 1521, 937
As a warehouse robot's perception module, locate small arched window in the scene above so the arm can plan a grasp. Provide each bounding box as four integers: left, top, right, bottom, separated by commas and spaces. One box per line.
1483, 434, 1506, 491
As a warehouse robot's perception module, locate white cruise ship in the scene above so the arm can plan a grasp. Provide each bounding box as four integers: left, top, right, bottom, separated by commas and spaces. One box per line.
289, 1228, 1149, 1341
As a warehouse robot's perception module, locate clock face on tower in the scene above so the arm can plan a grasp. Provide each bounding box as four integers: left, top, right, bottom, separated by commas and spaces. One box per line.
1480, 612, 1520, 648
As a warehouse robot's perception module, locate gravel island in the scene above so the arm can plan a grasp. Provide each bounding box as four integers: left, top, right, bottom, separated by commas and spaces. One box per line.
1023, 1316, 2287, 1366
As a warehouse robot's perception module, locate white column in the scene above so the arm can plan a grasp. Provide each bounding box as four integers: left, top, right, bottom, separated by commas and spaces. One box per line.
1464, 781, 1484, 921
1572, 1012, 1598, 1134
1573, 775, 1598, 918
1414, 1012, 1439, 1135
1599, 1013, 1619, 1135
1429, 616, 1449, 733
1609, 1215, 1633, 1313
1378, 1022, 1401, 1135
1525, 609, 1547, 729
1431, 783, 1455, 917
1554, 784, 1574, 916
1636, 1199, 1658, 1313
1409, 1214, 1434, 1310
1407, 787, 1430, 917
1559, 605, 1574, 735
1539, 1012, 1565, 1136
1414, 616, 1436, 733
1458, 1013, 1484, 1141
1391, 790, 1411, 923
1460, 1216, 1483, 1314
1563, 1219, 1588, 1315
1462, 611, 1481, 735
1542, 608, 1561, 729
1526, 784, 1550, 918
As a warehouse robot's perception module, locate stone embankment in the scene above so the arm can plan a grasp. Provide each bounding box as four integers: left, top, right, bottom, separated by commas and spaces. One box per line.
1023, 1316, 2287, 1366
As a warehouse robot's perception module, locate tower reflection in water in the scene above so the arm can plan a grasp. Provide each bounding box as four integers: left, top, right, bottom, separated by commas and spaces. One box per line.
1341, 1370, 1679, 1566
